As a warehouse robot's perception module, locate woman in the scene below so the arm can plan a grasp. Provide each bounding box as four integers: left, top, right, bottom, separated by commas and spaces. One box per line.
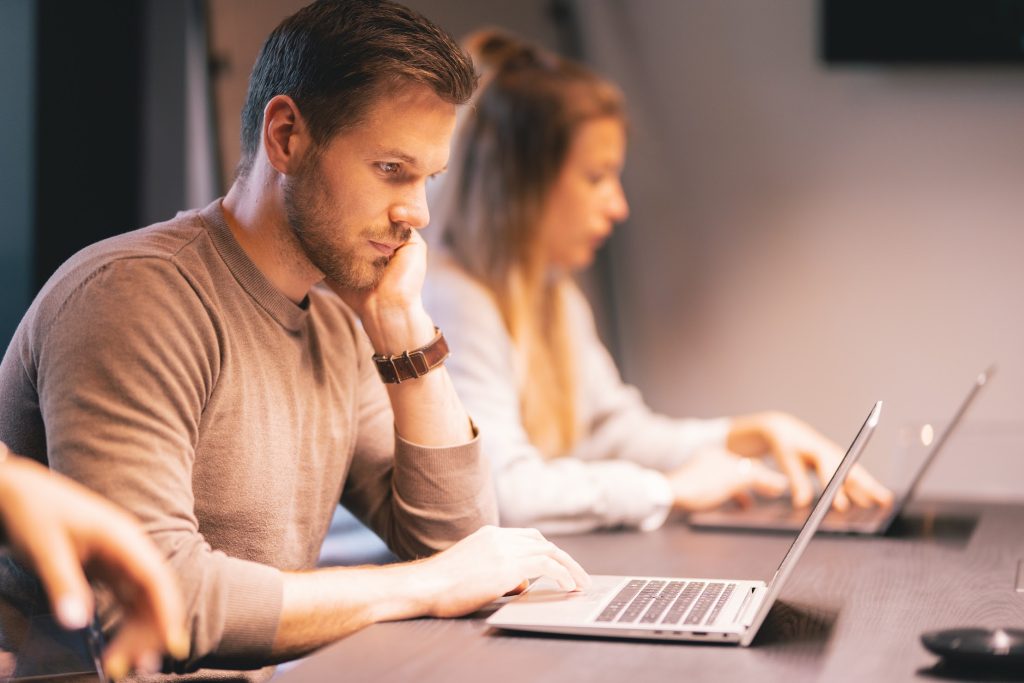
424, 31, 891, 534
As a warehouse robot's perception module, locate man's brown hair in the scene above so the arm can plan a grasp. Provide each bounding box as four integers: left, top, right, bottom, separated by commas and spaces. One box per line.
237, 0, 476, 177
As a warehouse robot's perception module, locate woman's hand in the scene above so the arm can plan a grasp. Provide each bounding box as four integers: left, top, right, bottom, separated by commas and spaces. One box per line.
726, 411, 893, 511
668, 447, 788, 511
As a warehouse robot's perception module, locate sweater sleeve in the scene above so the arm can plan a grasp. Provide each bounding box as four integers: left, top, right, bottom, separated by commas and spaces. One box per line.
339, 315, 497, 559
424, 258, 674, 534
564, 283, 731, 473
30, 259, 282, 670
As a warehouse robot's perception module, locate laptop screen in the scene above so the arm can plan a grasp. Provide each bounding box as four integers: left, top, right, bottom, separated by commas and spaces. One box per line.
740, 401, 881, 645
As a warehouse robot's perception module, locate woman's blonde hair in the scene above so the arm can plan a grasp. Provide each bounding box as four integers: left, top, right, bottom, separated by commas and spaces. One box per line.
434, 30, 626, 457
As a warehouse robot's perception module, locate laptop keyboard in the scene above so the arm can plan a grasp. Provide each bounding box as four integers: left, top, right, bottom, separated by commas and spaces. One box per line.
595, 579, 738, 626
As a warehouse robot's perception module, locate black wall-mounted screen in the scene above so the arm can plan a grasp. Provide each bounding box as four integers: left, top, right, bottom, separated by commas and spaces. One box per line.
822, 0, 1024, 63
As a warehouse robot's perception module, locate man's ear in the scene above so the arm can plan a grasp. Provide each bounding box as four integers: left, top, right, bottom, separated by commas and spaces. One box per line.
261, 94, 313, 175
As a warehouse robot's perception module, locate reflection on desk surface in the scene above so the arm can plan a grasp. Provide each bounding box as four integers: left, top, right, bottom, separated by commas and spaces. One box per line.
887, 509, 979, 546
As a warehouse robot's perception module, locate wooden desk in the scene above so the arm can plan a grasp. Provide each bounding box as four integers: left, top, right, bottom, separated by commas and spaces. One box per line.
280, 501, 1024, 682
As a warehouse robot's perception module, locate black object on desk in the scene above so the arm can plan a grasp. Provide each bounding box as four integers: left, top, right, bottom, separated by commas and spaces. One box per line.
921, 628, 1024, 668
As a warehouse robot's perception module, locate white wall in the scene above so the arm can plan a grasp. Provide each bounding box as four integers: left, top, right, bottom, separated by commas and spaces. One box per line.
575, 0, 1024, 500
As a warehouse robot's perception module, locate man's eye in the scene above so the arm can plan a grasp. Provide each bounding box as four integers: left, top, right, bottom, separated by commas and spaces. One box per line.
377, 162, 401, 175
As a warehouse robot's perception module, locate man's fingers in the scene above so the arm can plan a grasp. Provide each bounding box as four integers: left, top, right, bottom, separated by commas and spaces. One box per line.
512, 533, 590, 591
511, 527, 547, 541
482, 527, 590, 593
544, 544, 591, 590
519, 535, 591, 591
531, 556, 577, 592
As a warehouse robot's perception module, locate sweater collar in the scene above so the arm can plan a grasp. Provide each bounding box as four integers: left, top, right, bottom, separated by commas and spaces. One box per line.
199, 199, 309, 333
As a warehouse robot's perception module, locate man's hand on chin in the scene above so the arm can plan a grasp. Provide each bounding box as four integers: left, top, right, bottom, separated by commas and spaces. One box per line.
329, 230, 435, 354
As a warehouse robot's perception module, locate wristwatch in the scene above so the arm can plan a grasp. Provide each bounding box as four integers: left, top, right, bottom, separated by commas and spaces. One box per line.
372, 328, 450, 384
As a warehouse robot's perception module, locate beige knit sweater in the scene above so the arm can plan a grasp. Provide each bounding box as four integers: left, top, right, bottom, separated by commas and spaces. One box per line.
0, 201, 495, 679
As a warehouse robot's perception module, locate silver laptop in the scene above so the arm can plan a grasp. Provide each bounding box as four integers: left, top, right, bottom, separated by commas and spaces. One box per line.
486, 401, 881, 646
688, 365, 994, 535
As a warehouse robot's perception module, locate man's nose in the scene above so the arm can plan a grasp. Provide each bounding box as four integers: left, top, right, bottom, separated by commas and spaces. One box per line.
392, 185, 430, 230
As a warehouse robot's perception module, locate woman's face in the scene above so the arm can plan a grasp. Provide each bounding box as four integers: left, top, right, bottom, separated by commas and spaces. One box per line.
537, 116, 629, 270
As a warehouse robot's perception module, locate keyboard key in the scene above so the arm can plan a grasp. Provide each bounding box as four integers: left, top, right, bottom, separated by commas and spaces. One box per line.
618, 580, 666, 623
662, 581, 705, 624
684, 582, 724, 625
705, 583, 737, 625
595, 580, 646, 622
640, 581, 685, 623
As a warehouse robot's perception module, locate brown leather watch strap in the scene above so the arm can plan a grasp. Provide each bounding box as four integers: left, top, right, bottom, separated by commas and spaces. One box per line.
372, 328, 450, 384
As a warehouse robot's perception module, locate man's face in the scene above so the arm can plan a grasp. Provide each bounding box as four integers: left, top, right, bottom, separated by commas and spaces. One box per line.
283, 83, 456, 291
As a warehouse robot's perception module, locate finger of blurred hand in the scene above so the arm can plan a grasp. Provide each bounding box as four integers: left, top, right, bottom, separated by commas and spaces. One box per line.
0, 455, 187, 671
731, 491, 754, 508
804, 450, 851, 512
747, 461, 788, 499
848, 464, 894, 507
103, 624, 162, 680
771, 448, 815, 508
831, 489, 850, 512
0, 460, 94, 630
821, 466, 850, 511
21, 524, 93, 630
846, 483, 874, 509
89, 523, 188, 661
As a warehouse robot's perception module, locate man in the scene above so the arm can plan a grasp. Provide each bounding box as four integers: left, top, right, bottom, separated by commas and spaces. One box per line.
0, 1, 587, 678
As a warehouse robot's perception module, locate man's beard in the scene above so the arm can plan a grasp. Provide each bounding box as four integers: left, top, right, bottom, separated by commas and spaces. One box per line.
283, 160, 410, 291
